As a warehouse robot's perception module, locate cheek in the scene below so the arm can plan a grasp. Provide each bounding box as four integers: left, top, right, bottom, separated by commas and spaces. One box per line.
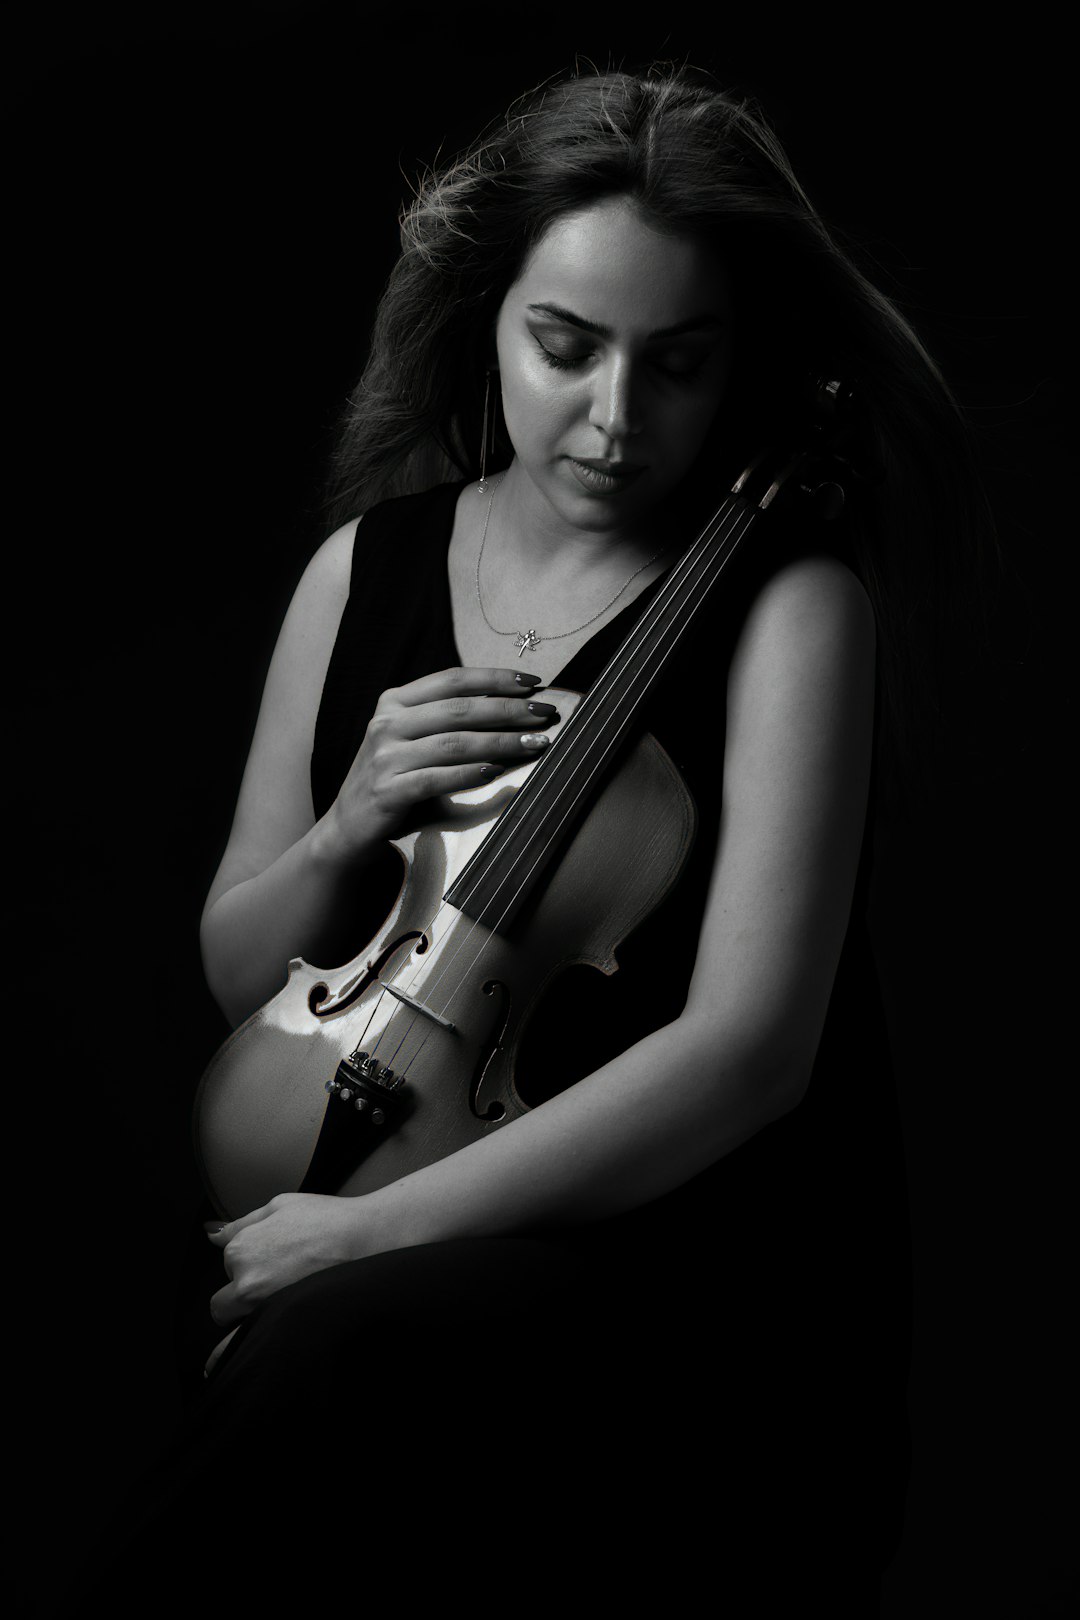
499, 353, 580, 454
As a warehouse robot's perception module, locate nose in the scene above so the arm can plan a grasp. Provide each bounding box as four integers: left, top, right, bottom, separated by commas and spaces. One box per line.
587, 352, 642, 443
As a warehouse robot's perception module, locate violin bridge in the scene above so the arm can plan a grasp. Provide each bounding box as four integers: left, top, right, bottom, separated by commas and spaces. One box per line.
376, 978, 456, 1032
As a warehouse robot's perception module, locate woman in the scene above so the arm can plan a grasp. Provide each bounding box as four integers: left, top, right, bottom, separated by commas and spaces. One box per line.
75, 64, 989, 1614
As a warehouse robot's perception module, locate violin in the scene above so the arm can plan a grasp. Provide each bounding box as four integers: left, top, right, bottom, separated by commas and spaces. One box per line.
194, 381, 857, 1219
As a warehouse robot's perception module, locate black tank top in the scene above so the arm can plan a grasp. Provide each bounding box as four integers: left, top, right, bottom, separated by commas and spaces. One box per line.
311, 481, 910, 1359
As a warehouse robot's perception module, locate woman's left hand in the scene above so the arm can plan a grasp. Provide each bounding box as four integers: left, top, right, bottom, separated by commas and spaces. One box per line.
206, 1191, 368, 1329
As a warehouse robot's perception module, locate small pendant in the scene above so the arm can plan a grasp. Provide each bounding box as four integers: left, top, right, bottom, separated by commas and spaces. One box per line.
514, 629, 541, 656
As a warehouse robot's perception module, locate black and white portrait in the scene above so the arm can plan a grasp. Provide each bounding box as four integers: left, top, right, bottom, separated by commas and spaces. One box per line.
9, 6, 1067, 1616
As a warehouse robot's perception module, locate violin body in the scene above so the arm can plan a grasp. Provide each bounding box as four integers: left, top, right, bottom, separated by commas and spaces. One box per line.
194, 689, 696, 1219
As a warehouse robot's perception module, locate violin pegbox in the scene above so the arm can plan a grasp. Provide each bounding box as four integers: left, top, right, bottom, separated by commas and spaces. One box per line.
731, 376, 876, 521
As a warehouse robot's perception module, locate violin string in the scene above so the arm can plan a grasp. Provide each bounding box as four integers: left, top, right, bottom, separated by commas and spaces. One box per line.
372, 496, 744, 1068
446, 501, 743, 911
363, 500, 739, 1067
393, 498, 756, 1073
362, 500, 740, 1074
392, 526, 755, 1090
416, 505, 756, 1035
350, 945, 411, 1054
386, 497, 750, 1072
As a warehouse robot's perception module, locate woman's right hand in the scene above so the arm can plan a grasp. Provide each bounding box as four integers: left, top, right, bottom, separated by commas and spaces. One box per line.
325, 667, 560, 859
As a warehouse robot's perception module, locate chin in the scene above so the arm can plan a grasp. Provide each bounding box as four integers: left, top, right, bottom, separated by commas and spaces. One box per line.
554, 467, 667, 529
561, 494, 638, 530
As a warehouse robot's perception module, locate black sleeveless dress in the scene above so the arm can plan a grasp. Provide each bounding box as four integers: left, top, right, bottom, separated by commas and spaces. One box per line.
68, 482, 911, 1616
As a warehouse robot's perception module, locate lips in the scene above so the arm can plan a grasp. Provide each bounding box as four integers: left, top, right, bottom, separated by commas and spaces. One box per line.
570, 457, 646, 475
567, 456, 646, 494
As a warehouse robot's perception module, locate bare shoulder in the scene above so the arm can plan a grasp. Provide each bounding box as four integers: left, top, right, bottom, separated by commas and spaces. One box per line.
287, 517, 361, 629
213, 516, 364, 876
311, 516, 361, 580
259, 518, 362, 700
728, 551, 875, 714
722, 550, 877, 816
737, 551, 875, 660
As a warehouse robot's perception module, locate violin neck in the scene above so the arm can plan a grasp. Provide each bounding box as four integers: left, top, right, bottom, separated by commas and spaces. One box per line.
444, 492, 758, 932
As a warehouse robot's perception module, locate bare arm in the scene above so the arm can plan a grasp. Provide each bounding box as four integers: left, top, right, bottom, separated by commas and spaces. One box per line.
209, 554, 878, 1321
200, 522, 568, 1027
199, 522, 361, 1025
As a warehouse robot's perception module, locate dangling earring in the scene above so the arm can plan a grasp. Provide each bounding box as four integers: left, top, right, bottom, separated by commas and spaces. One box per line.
478, 367, 497, 493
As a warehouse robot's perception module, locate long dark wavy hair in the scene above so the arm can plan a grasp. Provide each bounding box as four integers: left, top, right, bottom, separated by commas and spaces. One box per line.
325, 63, 996, 803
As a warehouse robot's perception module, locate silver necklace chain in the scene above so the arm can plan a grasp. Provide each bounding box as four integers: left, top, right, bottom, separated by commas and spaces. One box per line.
475, 475, 670, 657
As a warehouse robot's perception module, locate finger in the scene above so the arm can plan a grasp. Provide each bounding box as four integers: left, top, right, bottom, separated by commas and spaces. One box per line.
204, 1327, 241, 1379
399, 729, 554, 773
394, 695, 560, 741
209, 1282, 249, 1328
381, 762, 509, 802
204, 1203, 272, 1247
392, 667, 546, 707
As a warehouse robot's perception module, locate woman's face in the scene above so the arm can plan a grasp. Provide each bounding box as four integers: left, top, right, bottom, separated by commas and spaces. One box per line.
494, 195, 732, 534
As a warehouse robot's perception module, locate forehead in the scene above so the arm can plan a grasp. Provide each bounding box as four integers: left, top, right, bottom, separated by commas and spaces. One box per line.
509, 196, 729, 330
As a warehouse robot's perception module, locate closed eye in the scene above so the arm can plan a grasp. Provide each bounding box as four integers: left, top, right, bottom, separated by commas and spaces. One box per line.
534, 337, 592, 370
532, 328, 719, 382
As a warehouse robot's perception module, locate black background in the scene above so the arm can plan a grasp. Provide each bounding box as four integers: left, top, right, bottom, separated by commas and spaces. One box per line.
8, 4, 1069, 1615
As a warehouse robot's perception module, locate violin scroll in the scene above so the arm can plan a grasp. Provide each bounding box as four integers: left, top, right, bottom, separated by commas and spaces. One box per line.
731, 376, 882, 520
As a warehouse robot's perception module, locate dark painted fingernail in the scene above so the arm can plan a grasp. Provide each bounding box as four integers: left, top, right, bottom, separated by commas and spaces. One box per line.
527, 701, 557, 717
514, 672, 543, 685
478, 764, 500, 778
203, 1221, 225, 1234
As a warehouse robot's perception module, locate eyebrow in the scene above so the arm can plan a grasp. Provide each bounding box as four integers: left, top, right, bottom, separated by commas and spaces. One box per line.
526, 301, 726, 341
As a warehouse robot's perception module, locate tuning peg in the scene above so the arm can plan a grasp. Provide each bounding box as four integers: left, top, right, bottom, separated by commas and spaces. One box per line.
813, 377, 853, 423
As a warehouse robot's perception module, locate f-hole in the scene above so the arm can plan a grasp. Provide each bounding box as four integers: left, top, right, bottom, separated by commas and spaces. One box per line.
470, 979, 510, 1122
307, 932, 427, 1018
